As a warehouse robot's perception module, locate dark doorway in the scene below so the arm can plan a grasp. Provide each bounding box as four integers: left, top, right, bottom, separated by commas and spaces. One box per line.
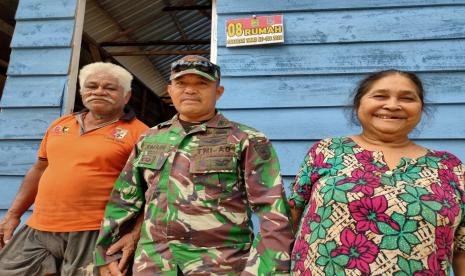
0, 0, 19, 101
75, 0, 213, 127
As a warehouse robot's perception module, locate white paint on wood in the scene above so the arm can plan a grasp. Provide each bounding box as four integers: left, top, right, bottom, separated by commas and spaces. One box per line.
210, 0, 218, 63
63, 0, 86, 115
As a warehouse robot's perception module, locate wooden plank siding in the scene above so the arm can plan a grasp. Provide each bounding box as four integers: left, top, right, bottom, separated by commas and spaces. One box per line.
0, 140, 41, 176
217, 41, 465, 76
218, 7, 465, 44
217, 0, 465, 13
16, 0, 77, 20
11, 19, 75, 47
0, 0, 80, 220
0, 176, 23, 209
219, 72, 465, 108
216, 2, 465, 193
221, 105, 465, 140
1, 76, 67, 107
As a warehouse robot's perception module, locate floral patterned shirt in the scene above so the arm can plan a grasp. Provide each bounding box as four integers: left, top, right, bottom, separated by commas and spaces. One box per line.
289, 137, 465, 276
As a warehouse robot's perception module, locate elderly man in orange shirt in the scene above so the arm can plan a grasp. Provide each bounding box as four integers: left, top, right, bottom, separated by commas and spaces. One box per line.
0, 62, 148, 276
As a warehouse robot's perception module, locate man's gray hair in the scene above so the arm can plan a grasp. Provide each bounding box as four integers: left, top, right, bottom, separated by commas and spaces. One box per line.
79, 62, 133, 95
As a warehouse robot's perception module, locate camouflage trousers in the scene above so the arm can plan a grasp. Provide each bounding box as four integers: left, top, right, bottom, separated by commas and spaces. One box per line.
132, 240, 249, 275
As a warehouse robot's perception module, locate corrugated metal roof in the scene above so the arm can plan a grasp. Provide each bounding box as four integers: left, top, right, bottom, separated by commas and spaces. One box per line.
84, 0, 212, 98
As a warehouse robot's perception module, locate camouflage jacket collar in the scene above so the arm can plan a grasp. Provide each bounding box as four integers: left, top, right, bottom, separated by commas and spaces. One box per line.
159, 112, 233, 135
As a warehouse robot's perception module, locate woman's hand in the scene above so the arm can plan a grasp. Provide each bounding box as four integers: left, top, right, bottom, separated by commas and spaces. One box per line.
290, 205, 304, 234
453, 250, 465, 276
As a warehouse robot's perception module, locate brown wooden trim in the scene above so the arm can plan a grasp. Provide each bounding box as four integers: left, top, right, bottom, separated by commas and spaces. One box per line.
88, 43, 102, 61
141, 89, 147, 118
0, 58, 8, 69
0, 19, 14, 37
108, 49, 209, 56
63, 0, 86, 115
162, 5, 211, 11
163, 0, 191, 50
100, 39, 210, 47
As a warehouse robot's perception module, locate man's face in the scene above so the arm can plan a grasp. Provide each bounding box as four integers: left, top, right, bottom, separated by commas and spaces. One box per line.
168, 74, 224, 122
81, 72, 130, 116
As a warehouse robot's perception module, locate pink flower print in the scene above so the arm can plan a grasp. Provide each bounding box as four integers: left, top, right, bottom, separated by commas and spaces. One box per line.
435, 225, 454, 262
433, 151, 461, 168
413, 253, 445, 276
421, 183, 460, 222
331, 228, 379, 274
349, 196, 400, 234
312, 152, 330, 183
438, 169, 459, 193
293, 175, 312, 199
307, 200, 321, 223
355, 151, 386, 172
341, 169, 380, 196
292, 239, 310, 273
313, 152, 326, 168
299, 200, 320, 236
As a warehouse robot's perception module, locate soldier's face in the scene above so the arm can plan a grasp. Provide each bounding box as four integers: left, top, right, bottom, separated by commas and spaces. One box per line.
168, 74, 224, 122
81, 72, 130, 115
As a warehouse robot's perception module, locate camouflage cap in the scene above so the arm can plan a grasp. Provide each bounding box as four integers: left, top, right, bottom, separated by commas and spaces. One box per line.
170, 55, 221, 81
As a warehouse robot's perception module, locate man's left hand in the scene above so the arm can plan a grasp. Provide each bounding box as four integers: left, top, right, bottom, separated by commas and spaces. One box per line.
106, 231, 138, 273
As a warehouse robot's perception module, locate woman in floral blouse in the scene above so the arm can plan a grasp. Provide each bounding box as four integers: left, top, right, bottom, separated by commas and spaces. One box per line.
289, 70, 465, 275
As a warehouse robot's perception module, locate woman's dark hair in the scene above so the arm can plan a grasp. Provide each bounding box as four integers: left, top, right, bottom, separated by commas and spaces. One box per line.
350, 69, 426, 125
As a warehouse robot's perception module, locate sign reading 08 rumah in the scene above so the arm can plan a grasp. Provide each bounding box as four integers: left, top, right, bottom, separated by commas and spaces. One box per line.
226, 15, 284, 47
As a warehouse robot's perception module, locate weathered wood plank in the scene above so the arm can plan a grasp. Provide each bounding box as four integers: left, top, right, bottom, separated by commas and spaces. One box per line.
0, 141, 40, 176
0, 176, 22, 209
218, 72, 465, 108
282, 176, 294, 196
11, 19, 75, 47
273, 139, 465, 176
1, 76, 67, 107
0, 108, 60, 139
217, 0, 465, 14
221, 104, 465, 140
7, 48, 72, 76
16, 0, 77, 20
217, 40, 465, 76
218, 7, 465, 45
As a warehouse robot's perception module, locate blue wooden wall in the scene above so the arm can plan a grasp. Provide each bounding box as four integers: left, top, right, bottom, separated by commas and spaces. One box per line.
215, 0, 465, 192
0, 0, 78, 220
1, 0, 465, 233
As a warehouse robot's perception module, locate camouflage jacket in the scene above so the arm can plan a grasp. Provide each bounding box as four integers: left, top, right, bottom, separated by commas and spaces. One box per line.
94, 113, 294, 275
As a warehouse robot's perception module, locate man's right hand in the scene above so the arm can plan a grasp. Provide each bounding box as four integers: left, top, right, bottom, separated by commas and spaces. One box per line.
0, 159, 48, 250
0, 214, 20, 249
99, 261, 126, 276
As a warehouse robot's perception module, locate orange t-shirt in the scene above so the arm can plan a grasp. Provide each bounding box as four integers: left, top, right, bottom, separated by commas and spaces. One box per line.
27, 111, 148, 232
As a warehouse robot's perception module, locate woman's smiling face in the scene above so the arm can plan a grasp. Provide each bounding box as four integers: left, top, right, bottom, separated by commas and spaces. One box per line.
357, 73, 423, 141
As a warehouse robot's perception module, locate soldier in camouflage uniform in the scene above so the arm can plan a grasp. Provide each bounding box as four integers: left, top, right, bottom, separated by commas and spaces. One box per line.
95, 55, 294, 275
